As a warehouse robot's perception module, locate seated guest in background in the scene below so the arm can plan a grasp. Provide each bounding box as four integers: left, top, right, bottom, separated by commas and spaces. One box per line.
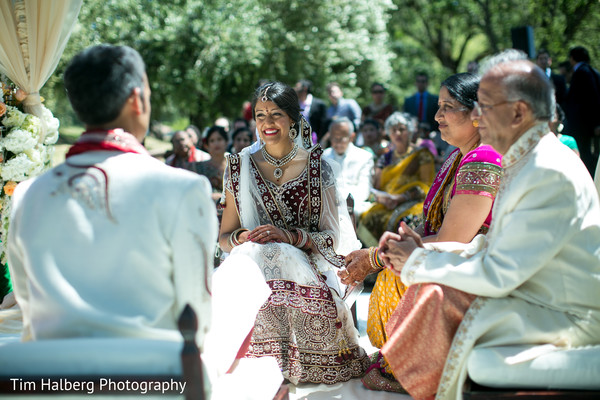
361, 82, 394, 128
227, 120, 251, 152
358, 118, 389, 160
185, 124, 200, 148
166, 129, 208, 170
184, 124, 211, 160
8, 44, 217, 350
378, 50, 600, 400
230, 126, 253, 154
357, 112, 435, 247
294, 79, 328, 142
413, 121, 439, 158
194, 126, 228, 204
322, 117, 374, 218
341, 73, 503, 392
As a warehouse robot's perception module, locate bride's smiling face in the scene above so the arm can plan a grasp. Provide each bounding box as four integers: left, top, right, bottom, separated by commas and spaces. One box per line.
254, 100, 293, 146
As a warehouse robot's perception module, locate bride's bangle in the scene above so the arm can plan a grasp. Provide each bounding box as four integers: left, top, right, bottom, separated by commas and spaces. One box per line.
282, 229, 294, 245
228, 228, 248, 248
294, 228, 309, 249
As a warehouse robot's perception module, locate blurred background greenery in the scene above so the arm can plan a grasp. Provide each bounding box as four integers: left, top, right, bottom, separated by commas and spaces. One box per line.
41, 0, 600, 143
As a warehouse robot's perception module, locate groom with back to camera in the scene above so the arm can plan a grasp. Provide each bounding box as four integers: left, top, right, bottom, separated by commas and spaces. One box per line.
8, 44, 217, 347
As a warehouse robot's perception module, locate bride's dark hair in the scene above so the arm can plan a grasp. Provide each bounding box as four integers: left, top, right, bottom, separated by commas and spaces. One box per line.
252, 81, 301, 123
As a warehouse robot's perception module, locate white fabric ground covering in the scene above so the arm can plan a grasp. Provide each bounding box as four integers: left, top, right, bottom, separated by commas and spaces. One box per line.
290, 379, 412, 400
287, 292, 413, 400
0, 291, 414, 399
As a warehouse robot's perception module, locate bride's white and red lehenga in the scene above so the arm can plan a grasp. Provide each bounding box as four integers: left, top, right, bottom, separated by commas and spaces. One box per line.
220, 120, 368, 385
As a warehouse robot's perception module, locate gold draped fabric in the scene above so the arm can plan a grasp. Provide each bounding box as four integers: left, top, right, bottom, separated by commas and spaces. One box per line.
367, 268, 408, 352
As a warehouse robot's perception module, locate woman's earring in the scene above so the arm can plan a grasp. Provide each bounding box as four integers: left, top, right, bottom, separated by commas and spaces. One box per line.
472, 119, 479, 128
289, 125, 298, 139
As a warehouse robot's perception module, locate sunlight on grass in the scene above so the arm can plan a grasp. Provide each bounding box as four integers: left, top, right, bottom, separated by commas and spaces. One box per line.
58, 125, 84, 144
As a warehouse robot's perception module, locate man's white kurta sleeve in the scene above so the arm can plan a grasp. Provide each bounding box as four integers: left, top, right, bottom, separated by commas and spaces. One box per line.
402, 165, 600, 305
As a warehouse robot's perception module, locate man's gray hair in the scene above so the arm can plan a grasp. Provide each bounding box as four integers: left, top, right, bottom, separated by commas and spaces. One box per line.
384, 111, 417, 134
329, 116, 355, 134
480, 49, 555, 121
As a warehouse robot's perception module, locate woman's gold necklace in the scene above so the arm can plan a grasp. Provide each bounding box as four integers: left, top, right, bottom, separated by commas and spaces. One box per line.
262, 143, 299, 180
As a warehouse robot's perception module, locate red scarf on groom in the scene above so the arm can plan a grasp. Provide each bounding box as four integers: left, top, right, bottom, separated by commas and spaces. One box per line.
66, 128, 150, 158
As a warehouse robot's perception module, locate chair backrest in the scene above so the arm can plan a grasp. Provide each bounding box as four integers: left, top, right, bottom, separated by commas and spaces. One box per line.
178, 304, 205, 400
346, 193, 356, 231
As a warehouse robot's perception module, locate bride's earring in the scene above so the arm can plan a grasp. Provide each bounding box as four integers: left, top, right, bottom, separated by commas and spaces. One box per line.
289, 124, 298, 140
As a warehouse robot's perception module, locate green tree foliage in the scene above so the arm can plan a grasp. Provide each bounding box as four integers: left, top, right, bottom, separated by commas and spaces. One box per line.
45, 0, 395, 129
41, 0, 600, 130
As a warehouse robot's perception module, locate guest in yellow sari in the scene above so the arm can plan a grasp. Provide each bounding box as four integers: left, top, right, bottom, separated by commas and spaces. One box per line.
357, 111, 435, 248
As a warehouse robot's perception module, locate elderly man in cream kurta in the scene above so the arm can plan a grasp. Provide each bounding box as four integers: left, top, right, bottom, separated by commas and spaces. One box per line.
378, 50, 600, 400
322, 117, 374, 217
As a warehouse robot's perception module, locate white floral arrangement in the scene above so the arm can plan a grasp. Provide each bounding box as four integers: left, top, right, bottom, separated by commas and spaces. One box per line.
0, 82, 60, 264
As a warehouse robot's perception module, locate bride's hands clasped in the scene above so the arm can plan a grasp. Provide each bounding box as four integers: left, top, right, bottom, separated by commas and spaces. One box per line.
246, 224, 289, 244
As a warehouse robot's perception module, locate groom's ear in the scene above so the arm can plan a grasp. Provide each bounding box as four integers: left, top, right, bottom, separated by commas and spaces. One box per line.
128, 87, 143, 115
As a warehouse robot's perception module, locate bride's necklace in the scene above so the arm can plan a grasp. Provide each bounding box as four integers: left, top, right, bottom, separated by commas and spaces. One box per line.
262, 143, 299, 180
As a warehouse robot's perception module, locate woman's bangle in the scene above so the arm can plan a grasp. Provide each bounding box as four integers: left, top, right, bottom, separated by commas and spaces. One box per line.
282, 229, 294, 245
294, 228, 310, 249
374, 247, 386, 268
368, 247, 380, 271
228, 228, 248, 248
369, 247, 385, 271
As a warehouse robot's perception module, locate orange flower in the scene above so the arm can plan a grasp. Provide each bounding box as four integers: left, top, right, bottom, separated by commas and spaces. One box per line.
0, 101, 6, 118
3, 181, 18, 196
14, 89, 26, 102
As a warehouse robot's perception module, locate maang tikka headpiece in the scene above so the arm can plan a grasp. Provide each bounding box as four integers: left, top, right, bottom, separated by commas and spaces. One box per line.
261, 84, 272, 102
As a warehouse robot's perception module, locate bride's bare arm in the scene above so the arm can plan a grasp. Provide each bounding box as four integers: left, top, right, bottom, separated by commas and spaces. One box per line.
218, 189, 249, 252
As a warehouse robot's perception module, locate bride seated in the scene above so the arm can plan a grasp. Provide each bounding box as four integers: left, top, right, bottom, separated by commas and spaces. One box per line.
218, 81, 369, 385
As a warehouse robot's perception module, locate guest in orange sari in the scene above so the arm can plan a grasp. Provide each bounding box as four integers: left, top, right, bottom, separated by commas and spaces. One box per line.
339, 73, 503, 393
357, 112, 435, 248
